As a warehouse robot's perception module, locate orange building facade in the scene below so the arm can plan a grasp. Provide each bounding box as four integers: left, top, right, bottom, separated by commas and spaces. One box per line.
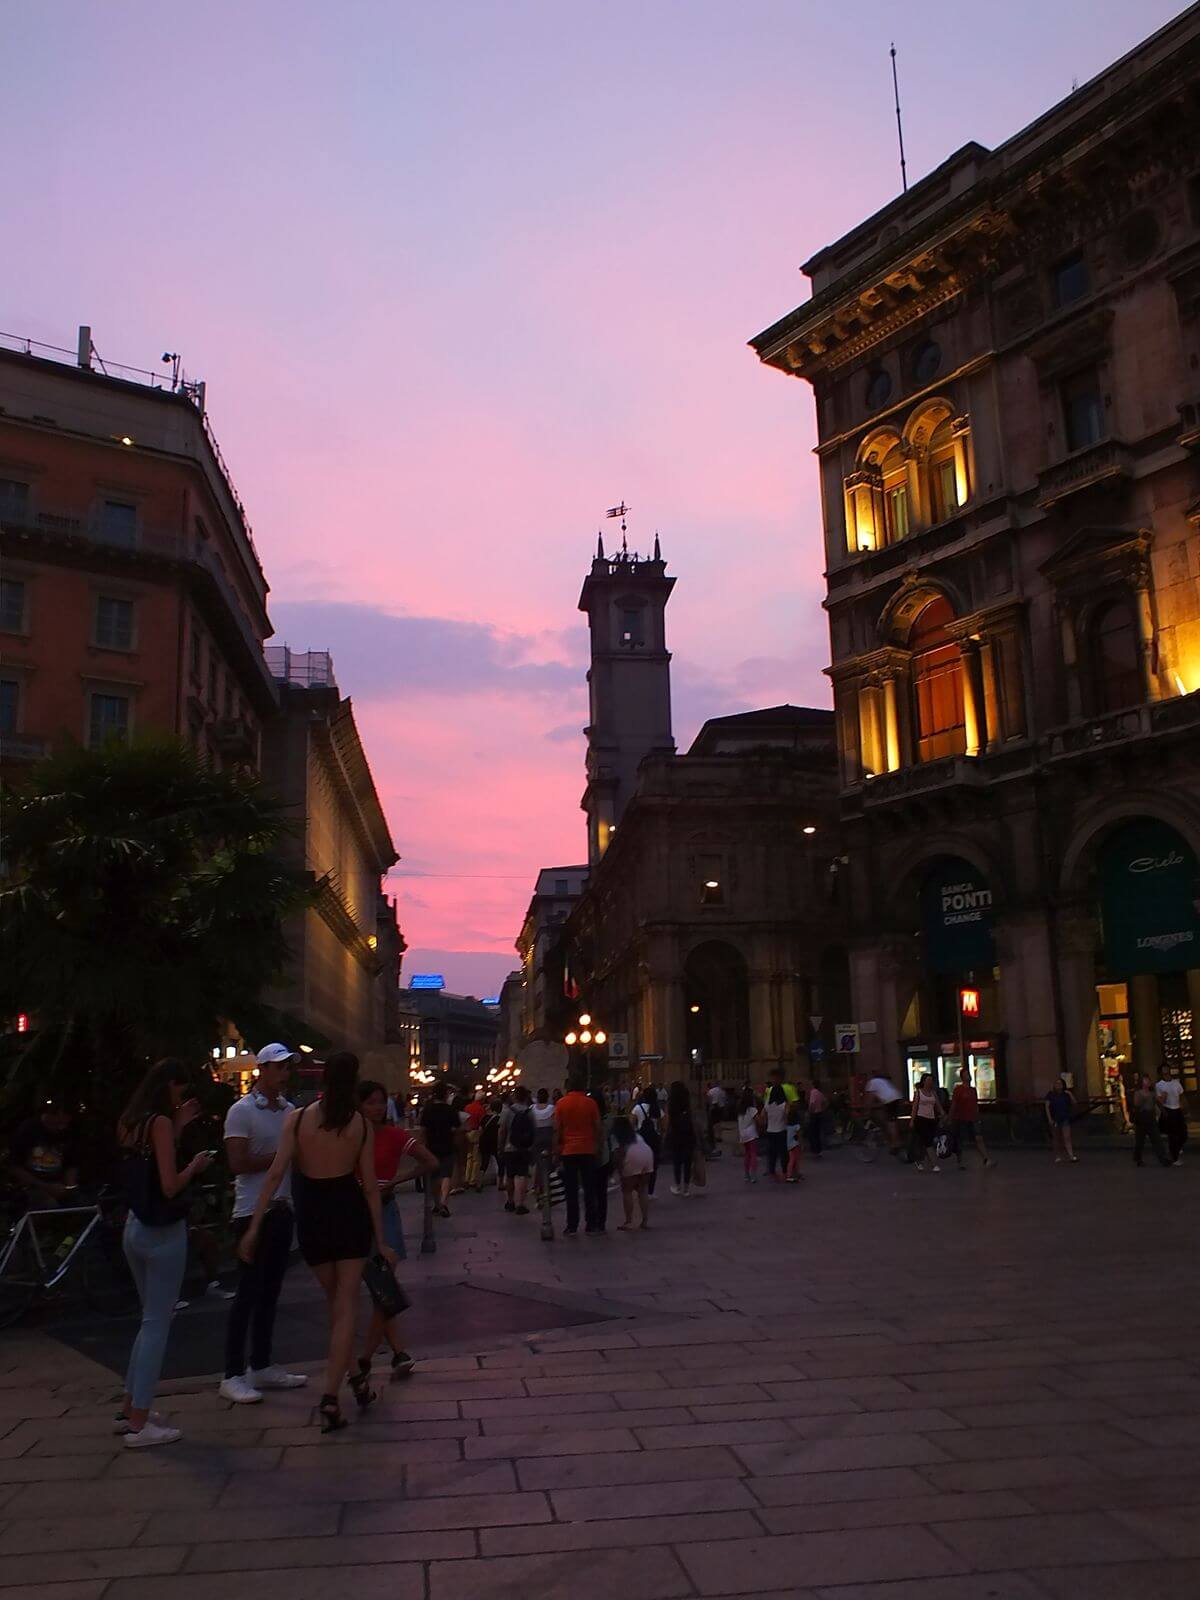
0, 333, 276, 770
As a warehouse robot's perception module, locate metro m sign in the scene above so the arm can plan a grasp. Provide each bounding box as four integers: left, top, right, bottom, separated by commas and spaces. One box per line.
959, 987, 980, 1018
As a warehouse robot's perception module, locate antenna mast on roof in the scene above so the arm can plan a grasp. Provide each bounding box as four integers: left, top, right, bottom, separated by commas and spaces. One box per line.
890, 43, 908, 194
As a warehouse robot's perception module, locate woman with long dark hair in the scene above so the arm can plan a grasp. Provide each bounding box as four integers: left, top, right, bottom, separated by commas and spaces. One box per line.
239, 1051, 394, 1432
663, 1081, 698, 1197
116, 1057, 214, 1447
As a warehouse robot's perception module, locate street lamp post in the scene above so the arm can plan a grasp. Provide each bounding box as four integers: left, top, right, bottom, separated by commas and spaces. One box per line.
564, 1012, 607, 1090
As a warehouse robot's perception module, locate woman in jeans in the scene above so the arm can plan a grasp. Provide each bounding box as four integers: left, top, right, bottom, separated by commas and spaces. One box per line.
664, 1081, 698, 1196
117, 1058, 214, 1448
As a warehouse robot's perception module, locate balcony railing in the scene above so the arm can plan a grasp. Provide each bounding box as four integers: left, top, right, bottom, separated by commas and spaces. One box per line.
857, 755, 986, 804
1036, 439, 1131, 508
1044, 693, 1200, 758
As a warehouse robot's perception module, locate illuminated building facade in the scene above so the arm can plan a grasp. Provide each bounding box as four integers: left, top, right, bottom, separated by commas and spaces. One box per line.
752, 10, 1200, 1103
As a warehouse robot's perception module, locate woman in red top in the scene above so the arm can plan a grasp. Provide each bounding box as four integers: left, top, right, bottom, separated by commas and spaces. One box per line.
949, 1065, 995, 1170
356, 1080, 438, 1381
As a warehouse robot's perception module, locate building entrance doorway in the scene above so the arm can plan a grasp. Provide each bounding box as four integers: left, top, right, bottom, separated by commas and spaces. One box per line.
684, 940, 750, 1083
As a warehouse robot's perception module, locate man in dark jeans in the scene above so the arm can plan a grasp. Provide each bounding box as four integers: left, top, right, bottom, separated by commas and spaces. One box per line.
554, 1073, 600, 1234
218, 1044, 307, 1404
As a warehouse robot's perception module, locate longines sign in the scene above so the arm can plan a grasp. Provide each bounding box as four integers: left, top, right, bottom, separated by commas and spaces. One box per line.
1100, 821, 1200, 977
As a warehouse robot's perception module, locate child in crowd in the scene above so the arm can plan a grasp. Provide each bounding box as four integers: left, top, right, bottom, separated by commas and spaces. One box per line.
736, 1084, 762, 1183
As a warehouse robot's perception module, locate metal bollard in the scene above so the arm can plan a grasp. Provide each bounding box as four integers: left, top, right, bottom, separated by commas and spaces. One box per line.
420, 1177, 436, 1254
538, 1150, 554, 1243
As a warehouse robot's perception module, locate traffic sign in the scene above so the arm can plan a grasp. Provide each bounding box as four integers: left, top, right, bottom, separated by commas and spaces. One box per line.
608, 1032, 630, 1061
809, 1040, 826, 1062
835, 1023, 860, 1054
809, 1014, 823, 1033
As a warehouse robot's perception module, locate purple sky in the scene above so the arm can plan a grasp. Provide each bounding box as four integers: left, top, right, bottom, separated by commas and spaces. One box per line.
4, 0, 1180, 995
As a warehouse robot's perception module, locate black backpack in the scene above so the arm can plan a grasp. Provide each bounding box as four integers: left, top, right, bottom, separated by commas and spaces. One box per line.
509, 1108, 535, 1151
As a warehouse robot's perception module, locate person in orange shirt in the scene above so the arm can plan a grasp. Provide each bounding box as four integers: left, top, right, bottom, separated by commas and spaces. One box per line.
553, 1073, 601, 1235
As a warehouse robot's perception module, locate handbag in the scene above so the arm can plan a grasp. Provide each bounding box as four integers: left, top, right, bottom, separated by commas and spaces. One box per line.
362, 1253, 411, 1320
122, 1116, 190, 1228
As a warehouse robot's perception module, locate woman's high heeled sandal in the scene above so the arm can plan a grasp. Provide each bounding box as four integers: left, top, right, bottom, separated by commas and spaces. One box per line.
318, 1393, 347, 1433
348, 1364, 377, 1411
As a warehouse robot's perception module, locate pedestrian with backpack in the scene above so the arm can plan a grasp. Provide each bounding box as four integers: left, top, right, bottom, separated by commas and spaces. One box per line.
632, 1085, 663, 1193
502, 1086, 535, 1214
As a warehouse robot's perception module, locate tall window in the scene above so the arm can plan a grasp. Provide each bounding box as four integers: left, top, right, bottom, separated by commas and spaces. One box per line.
911, 597, 966, 762
0, 678, 18, 737
927, 416, 961, 522
620, 607, 644, 646
1091, 597, 1142, 713
1061, 368, 1105, 452
88, 692, 130, 748
94, 595, 134, 650
0, 578, 26, 633
0, 478, 30, 524
1052, 251, 1090, 307
99, 500, 137, 546
880, 441, 909, 543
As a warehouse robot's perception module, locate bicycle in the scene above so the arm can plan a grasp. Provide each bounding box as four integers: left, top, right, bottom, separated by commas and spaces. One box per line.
0, 1189, 135, 1329
843, 1113, 886, 1163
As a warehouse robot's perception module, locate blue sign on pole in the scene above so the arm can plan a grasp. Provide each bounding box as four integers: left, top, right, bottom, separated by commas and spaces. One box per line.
409, 974, 445, 991
809, 1040, 826, 1062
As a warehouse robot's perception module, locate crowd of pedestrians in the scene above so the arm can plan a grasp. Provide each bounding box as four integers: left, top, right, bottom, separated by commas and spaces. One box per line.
36, 1040, 1187, 1449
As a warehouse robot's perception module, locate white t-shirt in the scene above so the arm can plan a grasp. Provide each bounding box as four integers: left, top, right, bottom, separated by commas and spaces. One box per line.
707, 1086, 724, 1107
737, 1108, 760, 1142
531, 1103, 556, 1128
764, 1097, 790, 1134
867, 1076, 902, 1106
1156, 1078, 1184, 1112
224, 1093, 294, 1218
632, 1102, 656, 1131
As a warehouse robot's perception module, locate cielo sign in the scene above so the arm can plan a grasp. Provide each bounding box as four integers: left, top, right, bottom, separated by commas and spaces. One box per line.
1100, 820, 1200, 977
921, 857, 995, 975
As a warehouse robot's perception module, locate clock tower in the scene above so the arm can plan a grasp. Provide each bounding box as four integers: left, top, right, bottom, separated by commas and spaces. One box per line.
578, 523, 675, 865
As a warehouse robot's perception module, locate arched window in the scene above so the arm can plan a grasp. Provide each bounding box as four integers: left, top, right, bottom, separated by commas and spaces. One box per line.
880, 440, 910, 543
928, 415, 962, 522
1091, 597, 1142, 712
911, 596, 966, 761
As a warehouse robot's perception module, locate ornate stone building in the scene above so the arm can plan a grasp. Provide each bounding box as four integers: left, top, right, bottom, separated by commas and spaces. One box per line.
558, 537, 845, 1088
752, 9, 1200, 1103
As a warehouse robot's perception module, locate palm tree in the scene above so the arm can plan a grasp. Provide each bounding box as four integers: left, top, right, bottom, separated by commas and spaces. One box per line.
1, 738, 312, 1117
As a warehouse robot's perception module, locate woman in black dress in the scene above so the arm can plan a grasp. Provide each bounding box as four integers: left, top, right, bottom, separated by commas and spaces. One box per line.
239, 1051, 394, 1432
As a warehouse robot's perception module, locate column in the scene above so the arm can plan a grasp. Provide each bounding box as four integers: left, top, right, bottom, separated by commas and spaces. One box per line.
749, 970, 776, 1077
1131, 577, 1160, 702
1129, 973, 1162, 1077
858, 684, 885, 777
1056, 908, 1101, 1097
1059, 603, 1083, 720
997, 910, 1060, 1097
950, 415, 972, 508
959, 639, 986, 757
979, 637, 1002, 751
882, 673, 901, 772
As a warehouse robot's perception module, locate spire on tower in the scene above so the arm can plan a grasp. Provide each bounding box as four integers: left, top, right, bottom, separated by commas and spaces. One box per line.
596, 530, 605, 559
653, 532, 661, 561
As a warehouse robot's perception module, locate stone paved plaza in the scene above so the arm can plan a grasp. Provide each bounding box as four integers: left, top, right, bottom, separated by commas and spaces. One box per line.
2, 1142, 1198, 1600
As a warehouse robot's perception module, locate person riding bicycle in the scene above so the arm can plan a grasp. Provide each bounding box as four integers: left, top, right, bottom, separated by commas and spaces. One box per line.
864, 1073, 903, 1154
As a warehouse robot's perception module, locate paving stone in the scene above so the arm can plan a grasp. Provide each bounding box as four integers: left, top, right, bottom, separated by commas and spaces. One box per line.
343, 1491, 551, 1534
674, 1527, 966, 1593
734, 1433, 951, 1476
464, 1426, 636, 1458
1034, 1559, 1200, 1599
0, 1547, 186, 1585
430, 1544, 691, 1600
621, 1384, 766, 1408
137, 1505, 341, 1545
404, 1459, 520, 1497
812, 1576, 1047, 1600
104, 1564, 424, 1600
6, 1477, 227, 1517
1111, 1506, 1200, 1558
918, 1455, 1103, 1493
932, 1423, 1133, 1461
481, 1508, 763, 1556
758, 1490, 1032, 1536
279, 1438, 462, 1469
932, 1511, 1163, 1570
634, 1419, 797, 1449
746, 1466, 933, 1508
479, 1406, 687, 1435
787, 1408, 963, 1439
517, 1444, 744, 1491
550, 1478, 760, 1522
0, 1514, 147, 1554
184, 1530, 476, 1569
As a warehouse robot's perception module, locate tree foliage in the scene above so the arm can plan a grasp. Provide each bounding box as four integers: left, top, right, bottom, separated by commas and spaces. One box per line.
1, 739, 312, 1115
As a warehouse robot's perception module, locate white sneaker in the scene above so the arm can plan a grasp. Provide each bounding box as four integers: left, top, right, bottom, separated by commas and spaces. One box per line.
250, 1364, 308, 1390
113, 1409, 167, 1435
218, 1374, 263, 1405
123, 1420, 181, 1449
682, 1185, 692, 1197
929, 1165, 941, 1173
206, 1280, 237, 1300
669, 1184, 682, 1196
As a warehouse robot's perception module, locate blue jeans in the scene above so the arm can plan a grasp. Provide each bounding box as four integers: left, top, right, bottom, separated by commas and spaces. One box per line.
122, 1217, 187, 1410
382, 1196, 407, 1260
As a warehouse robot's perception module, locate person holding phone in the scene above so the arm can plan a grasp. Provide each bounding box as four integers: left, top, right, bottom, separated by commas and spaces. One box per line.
115, 1058, 214, 1448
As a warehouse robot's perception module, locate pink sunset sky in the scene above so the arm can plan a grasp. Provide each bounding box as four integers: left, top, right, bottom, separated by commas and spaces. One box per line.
5, 0, 1179, 995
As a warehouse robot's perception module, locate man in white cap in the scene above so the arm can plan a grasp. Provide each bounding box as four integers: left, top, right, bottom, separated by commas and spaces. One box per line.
218, 1044, 307, 1403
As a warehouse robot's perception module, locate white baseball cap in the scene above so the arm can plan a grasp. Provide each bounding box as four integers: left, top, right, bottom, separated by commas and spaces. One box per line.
255, 1042, 298, 1066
